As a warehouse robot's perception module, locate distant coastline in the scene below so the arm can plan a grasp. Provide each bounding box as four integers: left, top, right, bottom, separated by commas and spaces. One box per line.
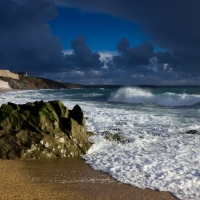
0, 76, 83, 90
0, 75, 153, 90
1, 75, 200, 91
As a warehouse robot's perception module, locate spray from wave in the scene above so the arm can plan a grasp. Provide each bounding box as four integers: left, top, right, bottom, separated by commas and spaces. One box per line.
108, 87, 200, 106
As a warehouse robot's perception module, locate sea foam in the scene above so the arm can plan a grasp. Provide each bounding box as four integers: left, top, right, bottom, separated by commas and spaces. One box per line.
108, 87, 200, 106
83, 104, 200, 200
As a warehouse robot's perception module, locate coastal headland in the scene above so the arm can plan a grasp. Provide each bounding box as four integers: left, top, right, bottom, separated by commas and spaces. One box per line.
0, 75, 84, 90
0, 73, 158, 90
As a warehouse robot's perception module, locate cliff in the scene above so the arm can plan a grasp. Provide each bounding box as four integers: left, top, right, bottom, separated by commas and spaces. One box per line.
0, 76, 83, 90
0, 80, 10, 89
0, 70, 19, 79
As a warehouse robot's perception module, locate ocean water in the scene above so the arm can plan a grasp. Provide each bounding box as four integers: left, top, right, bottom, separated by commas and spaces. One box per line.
1, 86, 200, 199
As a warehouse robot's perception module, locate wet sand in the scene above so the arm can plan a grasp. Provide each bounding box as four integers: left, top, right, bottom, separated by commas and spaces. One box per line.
0, 157, 178, 200
0, 88, 13, 93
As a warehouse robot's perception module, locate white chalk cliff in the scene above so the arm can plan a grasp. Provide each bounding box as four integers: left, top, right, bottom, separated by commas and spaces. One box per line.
0, 80, 10, 89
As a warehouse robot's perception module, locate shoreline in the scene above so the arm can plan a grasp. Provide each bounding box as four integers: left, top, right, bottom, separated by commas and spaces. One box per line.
0, 88, 13, 93
0, 88, 181, 199
0, 157, 178, 200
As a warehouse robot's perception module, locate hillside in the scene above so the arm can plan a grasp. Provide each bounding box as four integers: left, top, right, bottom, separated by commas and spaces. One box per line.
0, 76, 83, 90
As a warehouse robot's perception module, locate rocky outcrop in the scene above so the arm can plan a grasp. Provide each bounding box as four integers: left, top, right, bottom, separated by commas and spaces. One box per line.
185, 130, 199, 134
0, 101, 91, 159
104, 132, 129, 144
0, 76, 49, 90
0, 76, 83, 90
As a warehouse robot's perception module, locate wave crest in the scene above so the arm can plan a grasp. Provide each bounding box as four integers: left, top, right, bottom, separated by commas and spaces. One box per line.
108, 87, 200, 106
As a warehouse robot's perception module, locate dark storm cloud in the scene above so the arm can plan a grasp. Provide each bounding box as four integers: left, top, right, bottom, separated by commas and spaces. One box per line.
110, 38, 154, 68
105, 37, 199, 84
1, 0, 200, 84
55, 0, 200, 75
65, 35, 103, 69
59, 36, 199, 85
0, 0, 64, 75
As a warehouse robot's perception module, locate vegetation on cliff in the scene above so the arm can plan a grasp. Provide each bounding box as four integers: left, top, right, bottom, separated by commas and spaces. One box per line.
0, 76, 83, 90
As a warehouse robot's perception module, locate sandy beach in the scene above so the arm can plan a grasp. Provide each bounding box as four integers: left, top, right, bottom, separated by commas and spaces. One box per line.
0, 89, 178, 199
0, 157, 178, 200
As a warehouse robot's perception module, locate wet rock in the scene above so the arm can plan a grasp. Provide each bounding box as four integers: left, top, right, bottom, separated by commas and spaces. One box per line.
86, 131, 95, 137
104, 132, 129, 144
185, 130, 199, 134
0, 101, 91, 159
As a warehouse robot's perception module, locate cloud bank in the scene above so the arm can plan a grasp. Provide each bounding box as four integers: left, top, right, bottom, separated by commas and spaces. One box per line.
0, 0, 64, 75
1, 0, 200, 85
54, 1, 200, 73
54, 0, 200, 54
65, 35, 103, 69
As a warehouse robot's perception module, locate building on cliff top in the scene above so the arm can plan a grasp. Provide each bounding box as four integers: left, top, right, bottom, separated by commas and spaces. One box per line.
18, 72, 27, 76
0, 70, 19, 79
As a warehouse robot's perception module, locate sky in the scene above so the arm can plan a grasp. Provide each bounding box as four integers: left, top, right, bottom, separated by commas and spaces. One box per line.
1, 0, 200, 85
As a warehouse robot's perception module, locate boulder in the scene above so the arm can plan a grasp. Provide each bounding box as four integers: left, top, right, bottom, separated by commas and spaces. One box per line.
0, 100, 91, 159
185, 130, 199, 134
104, 132, 129, 144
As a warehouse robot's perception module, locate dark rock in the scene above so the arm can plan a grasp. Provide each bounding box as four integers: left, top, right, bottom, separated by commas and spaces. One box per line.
70, 105, 84, 125
87, 131, 95, 137
0, 101, 91, 159
185, 130, 199, 134
104, 132, 129, 144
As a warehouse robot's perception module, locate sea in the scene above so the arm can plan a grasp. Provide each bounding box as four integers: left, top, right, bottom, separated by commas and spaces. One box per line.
1, 85, 200, 200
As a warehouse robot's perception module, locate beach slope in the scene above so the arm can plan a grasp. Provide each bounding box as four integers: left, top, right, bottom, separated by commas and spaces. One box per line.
0, 157, 178, 200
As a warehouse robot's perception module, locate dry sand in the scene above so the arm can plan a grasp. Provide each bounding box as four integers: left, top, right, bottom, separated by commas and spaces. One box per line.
0, 157, 178, 200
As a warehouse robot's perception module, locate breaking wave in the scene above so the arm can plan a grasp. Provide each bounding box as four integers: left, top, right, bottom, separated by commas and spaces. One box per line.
108, 87, 200, 106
